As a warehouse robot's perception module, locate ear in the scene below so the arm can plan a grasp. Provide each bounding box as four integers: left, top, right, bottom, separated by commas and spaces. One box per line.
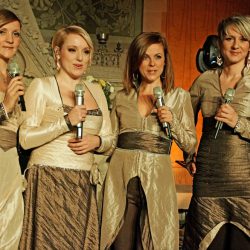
54, 46, 60, 57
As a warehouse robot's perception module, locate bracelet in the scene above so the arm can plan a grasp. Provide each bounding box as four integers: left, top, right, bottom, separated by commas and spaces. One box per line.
234, 118, 241, 133
64, 114, 74, 131
0, 102, 9, 121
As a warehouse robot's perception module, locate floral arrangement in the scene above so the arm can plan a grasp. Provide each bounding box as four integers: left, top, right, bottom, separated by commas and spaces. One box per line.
86, 75, 114, 109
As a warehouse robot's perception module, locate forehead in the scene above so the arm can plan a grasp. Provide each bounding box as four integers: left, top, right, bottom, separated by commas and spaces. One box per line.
0, 20, 21, 30
145, 43, 164, 54
62, 33, 89, 48
225, 25, 241, 36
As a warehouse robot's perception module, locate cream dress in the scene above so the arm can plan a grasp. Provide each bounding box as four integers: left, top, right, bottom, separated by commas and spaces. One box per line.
0, 92, 24, 250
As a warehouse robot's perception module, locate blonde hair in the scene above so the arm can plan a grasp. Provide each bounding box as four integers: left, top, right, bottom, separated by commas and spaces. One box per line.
217, 15, 250, 41
51, 25, 94, 62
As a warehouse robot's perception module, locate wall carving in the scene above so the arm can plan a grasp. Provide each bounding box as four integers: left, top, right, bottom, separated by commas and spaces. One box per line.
1, 0, 143, 86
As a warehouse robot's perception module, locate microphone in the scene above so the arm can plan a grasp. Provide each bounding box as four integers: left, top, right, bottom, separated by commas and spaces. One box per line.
153, 86, 172, 138
75, 83, 85, 139
214, 88, 235, 139
7, 61, 26, 111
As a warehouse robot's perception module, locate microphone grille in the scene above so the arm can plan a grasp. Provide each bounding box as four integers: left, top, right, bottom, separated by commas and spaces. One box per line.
224, 88, 235, 103
153, 86, 164, 98
7, 61, 20, 78
75, 83, 85, 96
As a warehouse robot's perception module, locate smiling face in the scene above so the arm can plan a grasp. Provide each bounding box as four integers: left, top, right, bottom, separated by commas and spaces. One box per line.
0, 20, 21, 61
57, 33, 91, 79
220, 25, 250, 66
138, 43, 165, 84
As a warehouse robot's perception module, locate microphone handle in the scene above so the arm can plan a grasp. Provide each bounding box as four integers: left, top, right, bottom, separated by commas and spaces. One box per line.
156, 98, 172, 138
75, 95, 84, 139
19, 95, 26, 111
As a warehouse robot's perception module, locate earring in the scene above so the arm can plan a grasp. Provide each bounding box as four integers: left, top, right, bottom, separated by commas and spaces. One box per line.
247, 52, 250, 69
132, 72, 139, 89
56, 56, 61, 71
216, 55, 223, 66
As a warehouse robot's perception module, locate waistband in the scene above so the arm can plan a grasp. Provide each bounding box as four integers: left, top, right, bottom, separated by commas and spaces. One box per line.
117, 132, 172, 154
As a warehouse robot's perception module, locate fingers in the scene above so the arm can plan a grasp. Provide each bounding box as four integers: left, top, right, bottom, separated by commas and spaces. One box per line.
3, 76, 25, 112
215, 104, 238, 128
68, 105, 87, 126
157, 106, 173, 123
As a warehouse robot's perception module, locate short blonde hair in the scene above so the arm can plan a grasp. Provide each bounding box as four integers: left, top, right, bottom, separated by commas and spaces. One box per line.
217, 15, 250, 41
51, 25, 94, 62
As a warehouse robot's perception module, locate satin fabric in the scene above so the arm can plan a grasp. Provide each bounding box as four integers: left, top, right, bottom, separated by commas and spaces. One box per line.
0, 92, 24, 250
183, 68, 250, 250
101, 87, 197, 250
19, 76, 113, 169
18, 76, 113, 248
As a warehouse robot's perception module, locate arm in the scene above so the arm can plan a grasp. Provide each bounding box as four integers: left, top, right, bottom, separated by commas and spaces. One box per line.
19, 78, 69, 149
170, 91, 197, 154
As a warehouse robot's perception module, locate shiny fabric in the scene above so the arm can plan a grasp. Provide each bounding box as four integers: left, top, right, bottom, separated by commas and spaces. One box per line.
101, 87, 197, 250
18, 76, 113, 249
0, 92, 24, 250
117, 131, 172, 154
183, 68, 250, 250
20, 165, 99, 250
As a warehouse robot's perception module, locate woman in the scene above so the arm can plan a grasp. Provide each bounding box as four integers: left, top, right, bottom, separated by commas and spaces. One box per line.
0, 9, 25, 250
100, 32, 197, 250
18, 25, 112, 249
183, 15, 250, 250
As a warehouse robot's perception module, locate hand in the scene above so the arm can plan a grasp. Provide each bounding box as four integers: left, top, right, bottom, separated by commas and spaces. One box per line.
3, 76, 24, 113
68, 134, 101, 155
68, 104, 87, 126
153, 106, 173, 124
215, 104, 238, 128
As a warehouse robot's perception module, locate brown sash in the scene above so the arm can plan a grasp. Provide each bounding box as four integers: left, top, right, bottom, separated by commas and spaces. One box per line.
117, 132, 172, 154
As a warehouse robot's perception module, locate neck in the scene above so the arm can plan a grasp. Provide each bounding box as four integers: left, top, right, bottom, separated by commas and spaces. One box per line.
139, 80, 162, 94
56, 72, 83, 90
222, 61, 245, 78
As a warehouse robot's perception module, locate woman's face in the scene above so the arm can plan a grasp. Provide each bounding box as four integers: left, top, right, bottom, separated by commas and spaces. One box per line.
0, 20, 21, 61
139, 43, 165, 84
220, 25, 250, 66
58, 33, 91, 79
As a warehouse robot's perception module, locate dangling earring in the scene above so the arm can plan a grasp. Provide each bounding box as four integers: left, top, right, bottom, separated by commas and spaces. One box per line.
216, 55, 223, 66
246, 52, 250, 69
56, 55, 61, 71
132, 72, 139, 89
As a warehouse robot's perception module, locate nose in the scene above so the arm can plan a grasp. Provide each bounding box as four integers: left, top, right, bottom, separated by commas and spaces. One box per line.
149, 57, 156, 66
76, 51, 83, 61
232, 38, 240, 49
6, 32, 14, 43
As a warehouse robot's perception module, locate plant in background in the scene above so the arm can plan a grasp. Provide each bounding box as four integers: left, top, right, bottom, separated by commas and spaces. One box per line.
86, 75, 114, 109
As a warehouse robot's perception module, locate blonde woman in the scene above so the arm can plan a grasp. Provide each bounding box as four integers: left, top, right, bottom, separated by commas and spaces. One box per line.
19, 25, 112, 249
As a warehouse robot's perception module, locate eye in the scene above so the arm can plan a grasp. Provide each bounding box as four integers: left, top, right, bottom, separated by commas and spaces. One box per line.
142, 54, 149, 60
83, 49, 90, 55
68, 48, 76, 52
13, 31, 20, 37
0, 30, 6, 35
155, 54, 162, 59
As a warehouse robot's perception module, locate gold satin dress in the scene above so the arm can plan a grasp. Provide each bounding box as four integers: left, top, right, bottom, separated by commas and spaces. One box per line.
0, 92, 24, 250
101, 87, 197, 250
18, 76, 113, 250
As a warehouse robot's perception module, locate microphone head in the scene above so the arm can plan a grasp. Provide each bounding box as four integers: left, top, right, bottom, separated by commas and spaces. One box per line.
7, 61, 20, 78
224, 88, 235, 103
153, 86, 164, 98
75, 83, 85, 97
